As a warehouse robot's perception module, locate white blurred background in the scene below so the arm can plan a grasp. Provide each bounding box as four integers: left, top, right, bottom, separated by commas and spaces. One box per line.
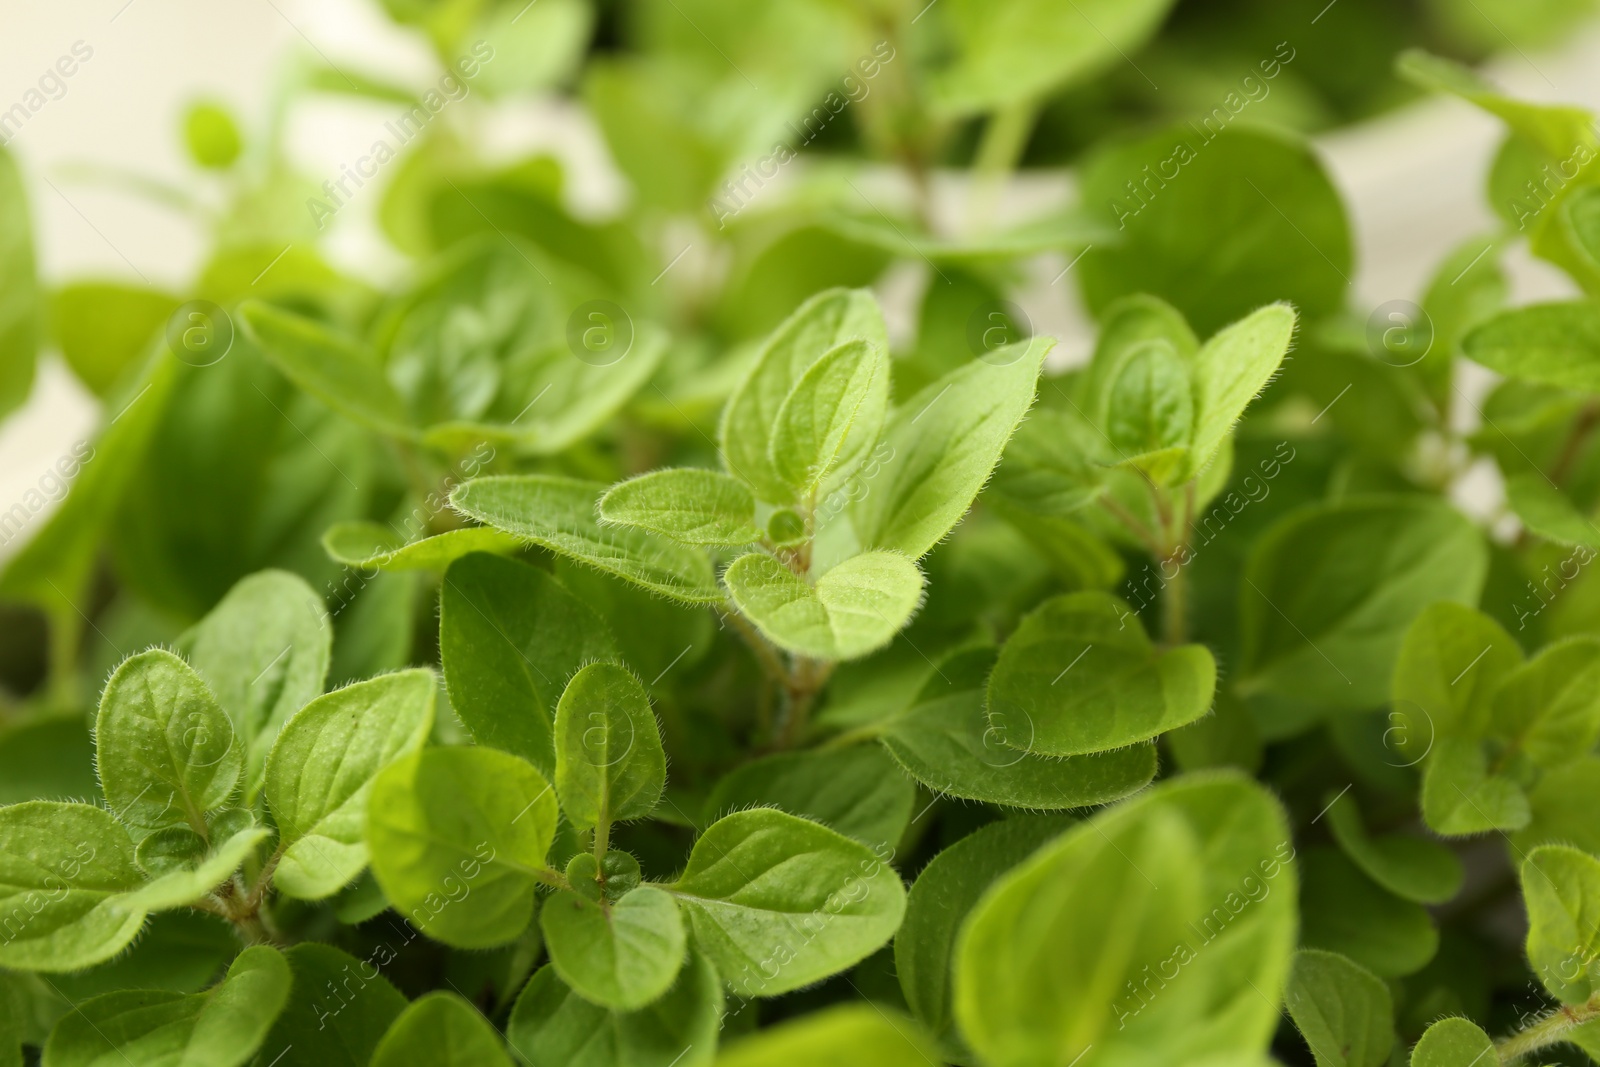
2, 0, 1598, 557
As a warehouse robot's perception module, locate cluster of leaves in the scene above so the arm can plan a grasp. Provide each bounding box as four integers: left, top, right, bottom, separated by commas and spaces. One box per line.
7, 1, 1600, 1065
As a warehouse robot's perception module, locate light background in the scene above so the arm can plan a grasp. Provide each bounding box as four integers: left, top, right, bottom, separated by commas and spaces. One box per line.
2, 0, 1598, 559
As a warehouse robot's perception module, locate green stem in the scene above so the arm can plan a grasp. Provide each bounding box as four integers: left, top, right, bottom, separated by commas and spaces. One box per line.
968, 97, 1039, 233
1497, 994, 1600, 1061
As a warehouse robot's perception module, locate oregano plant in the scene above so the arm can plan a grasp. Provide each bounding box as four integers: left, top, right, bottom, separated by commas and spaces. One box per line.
5, 4, 1600, 1066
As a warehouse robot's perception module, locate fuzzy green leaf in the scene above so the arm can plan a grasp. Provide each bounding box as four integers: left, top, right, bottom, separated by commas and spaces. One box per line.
507, 955, 721, 1067
599, 469, 763, 546
723, 551, 924, 660
1392, 602, 1522, 751
1241, 497, 1488, 710
1285, 948, 1395, 1067
897, 816, 1070, 1051
180, 570, 331, 791
367, 746, 558, 948
1103, 340, 1193, 482
0, 802, 146, 972
1407, 1017, 1496, 1067
554, 663, 666, 831
668, 809, 905, 997
1185, 303, 1297, 478
321, 522, 524, 571
853, 337, 1050, 559
1487, 637, 1600, 770
880, 649, 1157, 809
769, 339, 889, 497
253, 943, 407, 1067
1299, 848, 1438, 978
704, 746, 915, 852
266, 669, 436, 900
1322, 791, 1463, 905
239, 300, 414, 437
369, 992, 513, 1067
96, 650, 242, 840
451, 475, 723, 602
42, 945, 290, 1067
1420, 737, 1531, 836
1522, 844, 1600, 1004
540, 885, 686, 1010
440, 553, 618, 778
720, 289, 888, 505
124, 824, 271, 912
988, 591, 1215, 756
954, 773, 1298, 1067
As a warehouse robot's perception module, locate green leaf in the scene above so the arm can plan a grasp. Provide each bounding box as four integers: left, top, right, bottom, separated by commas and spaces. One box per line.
253, 943, 408, 1067
181, 569, 331, 791
51, 282, 180, 398
924, 0, 1178, 116
667, 809, 906, 997
540, 885, 686, 1011
1504, 471, 1600, 548
1103, 340, 1193, 481
714, 1004, 940, 1067
1515, 755, 1600, 856
1522, 844, 1600, 1003
0, 801, 146, 971
1407, 1017, 1497, 1067
367, 746, 558, 948
451, 475, 723, 603
853, 337, 1050, 559
720, 289, 889, 505
897, 816, 1070, 1050
41, 945, 289, 1067
0, 146, 38, 420
1241, 497, 1488, 710
1322, 791, 1463, 905
554, 663, 666, 831
95, 649, 243, 839
599, 469, 763, 546
124, 824, 271, 911
0, 344, 175, 668
425, 329, 668, 457
509, 957, 721, 1067
1285, 948, 1395, 1067
1397, 50, 1597, 161
880, 648, 1157, 809
1184, 303, 1297, 478
1487, 637, 1600, 769
769, 339, 890, 497
238, 300, 415, 438
1300, 848, 1437, 978
704, 746, 915, 852
1421, 737, 1531, 836
988, 591, 1215, 756
182, 100, 242, 169
265, 669, 436, 900
1392, 602, 1522, 751
370, 992, 513, 1067
321, 522, 524, 571
440, 553, 619, 777
1463, 301, 1600, 392
723, 551, 924, 660
1079, 126, 1351, 337
954, 773, 1297, 1067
